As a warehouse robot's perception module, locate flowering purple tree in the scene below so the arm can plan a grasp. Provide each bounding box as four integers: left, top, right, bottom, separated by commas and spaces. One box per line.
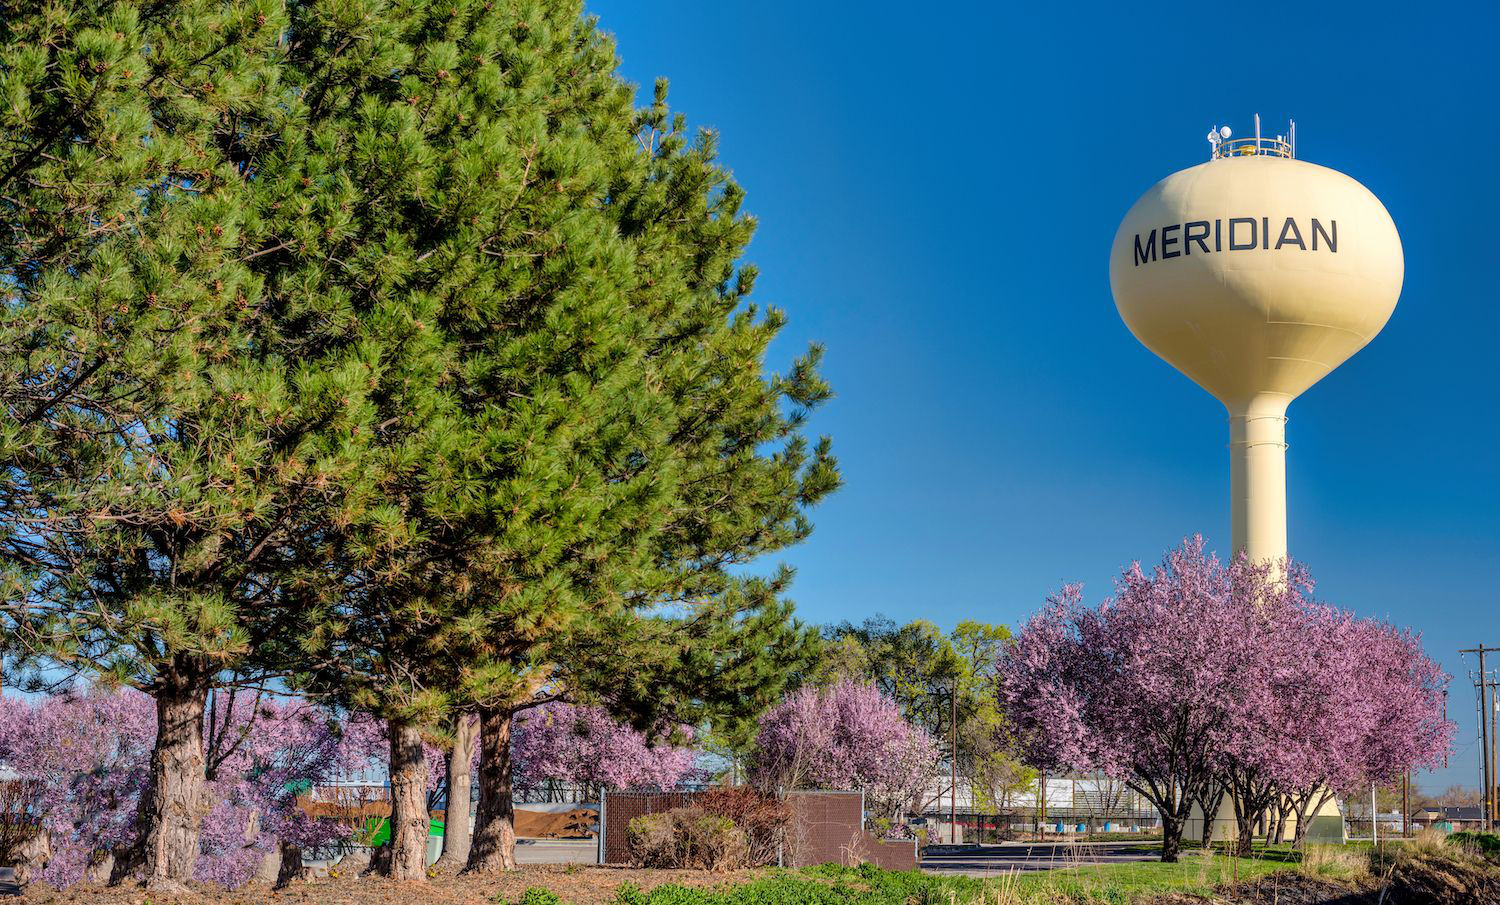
1261, 607, 1450, 848
511, 703, 700, 798
0, 688, 154, 885
0, 687, 366, 889
1207, 559, 1337, 854
752, 680, 940, 820
999, 537, 1452, 861
193, 690, 375, 886
999, 541, 1255, 861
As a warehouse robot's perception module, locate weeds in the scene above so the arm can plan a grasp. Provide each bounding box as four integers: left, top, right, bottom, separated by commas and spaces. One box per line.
1296, 843, 1370, 881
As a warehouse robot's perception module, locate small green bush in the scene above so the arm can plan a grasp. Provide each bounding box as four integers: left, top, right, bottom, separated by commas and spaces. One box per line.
679, 812, 748, 871
499, 888, 562, 905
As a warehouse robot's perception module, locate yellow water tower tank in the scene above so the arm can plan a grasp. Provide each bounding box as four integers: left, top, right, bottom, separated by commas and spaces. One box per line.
1109, 119, 1403, 562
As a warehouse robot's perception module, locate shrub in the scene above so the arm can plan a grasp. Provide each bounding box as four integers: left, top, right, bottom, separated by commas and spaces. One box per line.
506, 889, 563, 905
625, 807, 749, 871
696, 787, 790, 867
626, 813, 679, 868
678, 813, 748, 872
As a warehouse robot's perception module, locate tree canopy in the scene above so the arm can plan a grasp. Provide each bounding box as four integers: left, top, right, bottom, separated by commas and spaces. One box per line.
1000, 537, 1452, 861
0, 0, 836, 883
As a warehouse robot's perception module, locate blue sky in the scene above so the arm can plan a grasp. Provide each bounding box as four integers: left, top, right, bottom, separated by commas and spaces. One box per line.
588, 1, 1500, 793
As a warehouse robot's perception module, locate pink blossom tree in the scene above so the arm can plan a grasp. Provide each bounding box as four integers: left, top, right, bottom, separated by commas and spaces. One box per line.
751, 680, 941, 820
511, 702, 700, 798
999, 540, 1258, 861
0, 687, 368, 889
999, 537, 1452, 861
0, 688, 155, 885
1208, 559, 1335, 854
1260, 606, 1451, 848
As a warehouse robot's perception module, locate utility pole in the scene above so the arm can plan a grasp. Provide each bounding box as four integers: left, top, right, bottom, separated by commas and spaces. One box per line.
1482, 684, 1494, 834
1403, 770, 1409, 838
1460, 645, 1500, 831
950, 688, 957, 843
1039, 771, 1047, 835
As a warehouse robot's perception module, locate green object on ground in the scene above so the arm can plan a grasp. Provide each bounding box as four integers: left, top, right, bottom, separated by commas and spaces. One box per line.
366, 817, 442, 848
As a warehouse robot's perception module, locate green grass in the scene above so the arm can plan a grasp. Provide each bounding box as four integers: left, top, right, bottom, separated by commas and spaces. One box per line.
1449, 831, 1500, 856
581, 854, 1346, 905
498, 833, 1489, 904
1011, 851, 1289, 898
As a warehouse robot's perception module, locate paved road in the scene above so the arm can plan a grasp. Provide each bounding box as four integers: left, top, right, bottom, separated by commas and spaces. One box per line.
515, 838, 598, 865
921, 841, 1160, 877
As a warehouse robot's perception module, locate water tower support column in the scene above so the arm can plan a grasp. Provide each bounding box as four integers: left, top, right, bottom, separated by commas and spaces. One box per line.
1229, 395, 1290, 563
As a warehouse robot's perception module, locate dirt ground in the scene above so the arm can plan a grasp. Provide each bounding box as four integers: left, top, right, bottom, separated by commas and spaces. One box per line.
14, 865, 763, 905
1154, 850, 1500, 905
513, 809, 596, 839
1152, 873, 1381, 905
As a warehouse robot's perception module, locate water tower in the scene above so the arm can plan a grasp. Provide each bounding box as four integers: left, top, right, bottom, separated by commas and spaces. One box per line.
1109, 117, 1403, 563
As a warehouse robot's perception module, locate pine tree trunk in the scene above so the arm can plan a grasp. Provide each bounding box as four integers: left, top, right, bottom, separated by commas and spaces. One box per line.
112, 664, 210, 890
465, 707, 517, 873
434, 714, 477, 870
385, 719, 431, 881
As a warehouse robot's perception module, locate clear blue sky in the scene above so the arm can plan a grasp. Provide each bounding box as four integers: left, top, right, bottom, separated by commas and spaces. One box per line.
588, 1, 1499, 794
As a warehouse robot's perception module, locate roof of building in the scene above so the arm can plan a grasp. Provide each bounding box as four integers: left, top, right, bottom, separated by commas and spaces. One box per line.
1412, 805, 1484, 820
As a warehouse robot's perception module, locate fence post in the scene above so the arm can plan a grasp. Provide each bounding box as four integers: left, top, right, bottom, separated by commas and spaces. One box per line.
597, 791, 606, 865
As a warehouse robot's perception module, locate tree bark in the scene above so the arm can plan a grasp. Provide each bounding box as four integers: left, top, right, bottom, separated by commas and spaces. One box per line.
275, 840, 305, 888
434, 713, 477, 871
464, 706, 517, 873
1160, 813, 1184, 863
1199, 787, 1225, 846
1232, 805, 1256, 857
385, 719, 431, 881
111, 663, 210, 891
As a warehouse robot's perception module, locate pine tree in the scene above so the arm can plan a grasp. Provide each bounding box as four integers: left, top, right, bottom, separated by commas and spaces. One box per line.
266, 1, 838, 877
2, 0, 838, 884
455, 72, 840, 876
0, 0, 342, 890
0, 0, 418, 888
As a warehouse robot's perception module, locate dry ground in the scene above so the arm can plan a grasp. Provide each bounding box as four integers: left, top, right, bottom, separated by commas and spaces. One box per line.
15, 865, 763, 905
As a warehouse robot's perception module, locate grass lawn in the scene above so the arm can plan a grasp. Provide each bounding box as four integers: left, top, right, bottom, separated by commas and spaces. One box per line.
1010, 852, 1292, 900
686, 851, 1351, 905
